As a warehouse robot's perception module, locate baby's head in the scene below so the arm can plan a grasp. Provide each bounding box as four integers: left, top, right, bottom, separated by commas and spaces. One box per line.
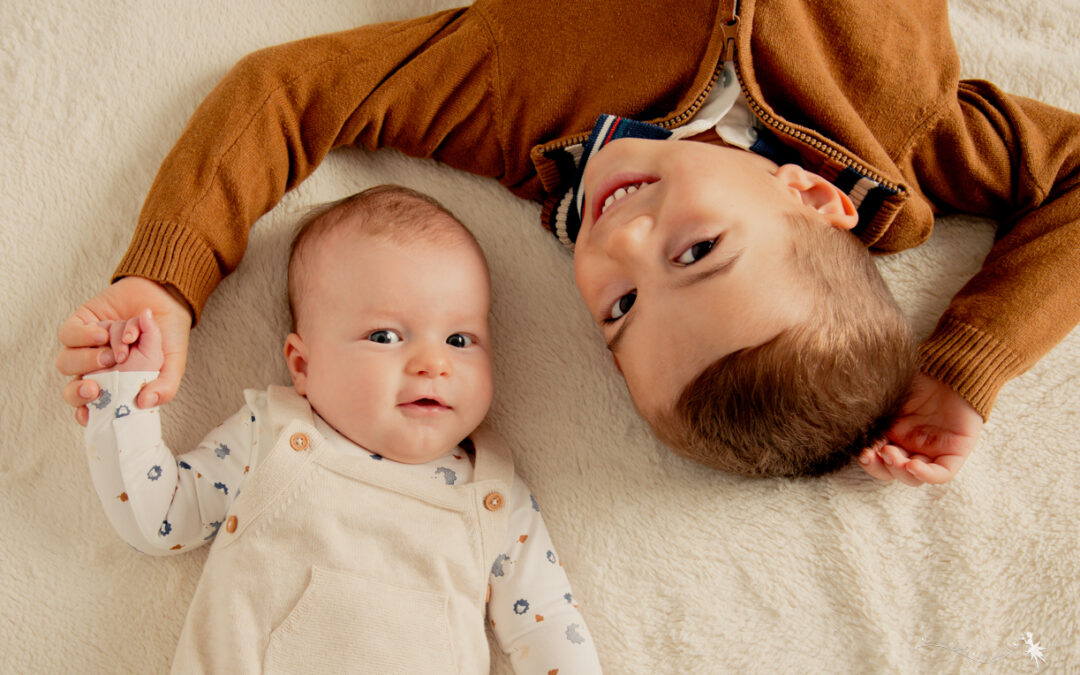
573, 138, 915, 477
285, 185, 493, 463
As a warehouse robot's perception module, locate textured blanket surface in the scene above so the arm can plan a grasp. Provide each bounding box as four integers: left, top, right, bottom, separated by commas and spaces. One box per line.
3, 0, 1078, 672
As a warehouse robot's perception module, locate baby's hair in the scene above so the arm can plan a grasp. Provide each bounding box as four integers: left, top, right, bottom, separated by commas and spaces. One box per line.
650, 212, 916, 478
287, 184, 482, 331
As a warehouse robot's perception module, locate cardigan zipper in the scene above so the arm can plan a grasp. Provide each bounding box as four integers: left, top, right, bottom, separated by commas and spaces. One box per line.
544, 0, 902, 197
721, 8, 904, 194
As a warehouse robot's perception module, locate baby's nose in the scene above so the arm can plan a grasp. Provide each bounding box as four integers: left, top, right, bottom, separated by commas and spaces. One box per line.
408, 344, 451, 377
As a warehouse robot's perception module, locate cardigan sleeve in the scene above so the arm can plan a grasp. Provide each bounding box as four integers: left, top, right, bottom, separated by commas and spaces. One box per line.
903, 80, 1080, 418
115, 6, 504, 322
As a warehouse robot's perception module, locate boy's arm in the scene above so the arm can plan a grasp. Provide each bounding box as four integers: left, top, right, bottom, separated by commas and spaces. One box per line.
904, 82, 1080, 420
83, 315, 259, 554
865, 82, 1080, 484
59, 7, 501, 417
118, 7, 502, 323
488, 482, 603, 674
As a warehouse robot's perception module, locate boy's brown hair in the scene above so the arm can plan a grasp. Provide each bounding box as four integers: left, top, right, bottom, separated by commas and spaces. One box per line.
650, 213, 916, 478
287, 184, 482, 331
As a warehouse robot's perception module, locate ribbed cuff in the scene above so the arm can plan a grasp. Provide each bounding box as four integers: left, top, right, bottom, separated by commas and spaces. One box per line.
917, 315, 1025, 420
112, 220, 221, 326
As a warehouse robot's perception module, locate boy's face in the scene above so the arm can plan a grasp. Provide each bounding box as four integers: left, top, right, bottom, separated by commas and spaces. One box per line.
573, 139, 831, 419
286, 227, 493, 463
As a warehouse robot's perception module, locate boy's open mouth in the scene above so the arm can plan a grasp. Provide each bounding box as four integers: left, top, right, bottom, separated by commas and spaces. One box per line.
590, 175, 658, 226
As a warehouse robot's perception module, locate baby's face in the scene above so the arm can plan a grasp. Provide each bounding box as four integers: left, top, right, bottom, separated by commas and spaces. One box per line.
288, 228, 493, 463
573, 139, 829, 419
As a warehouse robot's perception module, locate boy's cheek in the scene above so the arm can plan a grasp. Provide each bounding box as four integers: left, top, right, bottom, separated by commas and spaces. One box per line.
612, 353, 623, 375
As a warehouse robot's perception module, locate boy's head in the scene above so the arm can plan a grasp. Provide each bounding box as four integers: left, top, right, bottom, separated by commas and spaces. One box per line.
285, 185, 493, 464
573, 139, 915, 477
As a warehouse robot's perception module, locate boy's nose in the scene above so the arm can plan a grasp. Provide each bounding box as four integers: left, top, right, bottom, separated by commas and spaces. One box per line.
407, 344, 451, 378
602, 213, 653, 263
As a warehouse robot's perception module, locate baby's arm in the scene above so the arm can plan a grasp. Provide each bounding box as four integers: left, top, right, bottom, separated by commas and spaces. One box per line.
83, 312, 258, 554
488, 482, 603, 674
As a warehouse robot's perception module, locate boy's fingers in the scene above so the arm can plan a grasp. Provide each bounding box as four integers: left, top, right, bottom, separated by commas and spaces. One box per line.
907, 456, 962, 484
877, 445, 924, 486
136, 353, 185, 409
55, 345, 115, 376
58, 316, 110, 349
74, 406, 89, 427
858, 450, 894, 482
62, 377, 100, 407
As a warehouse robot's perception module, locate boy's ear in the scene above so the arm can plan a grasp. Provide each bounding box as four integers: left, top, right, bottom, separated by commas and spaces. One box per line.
774, 164, 859, 230
283, 333, 309, 395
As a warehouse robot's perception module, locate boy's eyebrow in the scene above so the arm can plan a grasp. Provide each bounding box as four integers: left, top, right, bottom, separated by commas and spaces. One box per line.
605, 310, 636, 353
606, 250, 743, 353
673, 249, 743, 288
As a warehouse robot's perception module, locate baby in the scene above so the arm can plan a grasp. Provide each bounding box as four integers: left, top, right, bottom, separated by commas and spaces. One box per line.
82, 185, 602, 673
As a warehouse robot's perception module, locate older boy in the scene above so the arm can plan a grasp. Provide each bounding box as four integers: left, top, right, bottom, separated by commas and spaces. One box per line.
82, 186, 602, 673
59, 0, 1080, 484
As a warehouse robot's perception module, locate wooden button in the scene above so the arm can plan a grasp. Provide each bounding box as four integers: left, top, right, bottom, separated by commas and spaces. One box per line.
289, 432, 309, 452
225, 515, 238, 533
483, 492, 504, 511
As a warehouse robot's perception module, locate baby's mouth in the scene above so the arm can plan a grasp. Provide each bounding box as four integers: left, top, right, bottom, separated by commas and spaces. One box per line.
398, 396, 451, 413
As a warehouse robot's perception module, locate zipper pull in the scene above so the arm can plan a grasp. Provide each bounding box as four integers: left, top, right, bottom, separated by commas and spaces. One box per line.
721, 15, 739, 63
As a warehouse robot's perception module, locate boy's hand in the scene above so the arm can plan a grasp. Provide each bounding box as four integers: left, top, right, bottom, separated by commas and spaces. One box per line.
57, 277, 192, 425
858, 374, 983, 486
97, 309, 165, 374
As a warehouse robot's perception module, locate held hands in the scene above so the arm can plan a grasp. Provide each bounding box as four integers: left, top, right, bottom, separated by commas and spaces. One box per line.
858, 373, 984, 486
94, 309, 166, 374
57, 277, 192, 425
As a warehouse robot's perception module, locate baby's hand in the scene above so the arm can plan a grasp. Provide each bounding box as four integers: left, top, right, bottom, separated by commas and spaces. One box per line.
858, 374, 983, 487
95, 309, 165, 374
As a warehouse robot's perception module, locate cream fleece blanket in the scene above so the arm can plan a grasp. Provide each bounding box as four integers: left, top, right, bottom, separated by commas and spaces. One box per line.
3, 0, 1078, 672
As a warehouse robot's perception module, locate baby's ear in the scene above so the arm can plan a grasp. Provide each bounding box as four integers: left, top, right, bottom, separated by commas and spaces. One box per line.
774, 164, 859, 230
283, 333, 309, 395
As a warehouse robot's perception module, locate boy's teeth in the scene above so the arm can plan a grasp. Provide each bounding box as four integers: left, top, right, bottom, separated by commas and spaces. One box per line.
601, 182, 645, 215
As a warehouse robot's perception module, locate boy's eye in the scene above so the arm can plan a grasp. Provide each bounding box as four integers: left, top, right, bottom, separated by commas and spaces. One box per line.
368, 330, 402, 344
446, 333, 474, 348
675, 238, 717, 265
607, 291, 636, 322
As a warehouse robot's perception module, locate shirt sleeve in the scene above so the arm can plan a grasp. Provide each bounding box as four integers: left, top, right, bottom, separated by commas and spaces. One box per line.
84, 371, 259, 555
487, 480, 603, 674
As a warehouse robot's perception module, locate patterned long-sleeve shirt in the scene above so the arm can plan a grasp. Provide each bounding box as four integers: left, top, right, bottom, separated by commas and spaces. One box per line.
84, 370, 602, 673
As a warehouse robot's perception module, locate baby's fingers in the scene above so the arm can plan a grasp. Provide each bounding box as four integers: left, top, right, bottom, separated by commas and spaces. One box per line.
108, 321, 130, 364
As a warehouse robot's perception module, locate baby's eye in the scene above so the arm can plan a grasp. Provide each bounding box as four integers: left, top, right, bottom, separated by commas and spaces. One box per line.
446, 333, 474, 348
675, 238, 717, 265
607, 290, 636, 322
368, 330, 402, 344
